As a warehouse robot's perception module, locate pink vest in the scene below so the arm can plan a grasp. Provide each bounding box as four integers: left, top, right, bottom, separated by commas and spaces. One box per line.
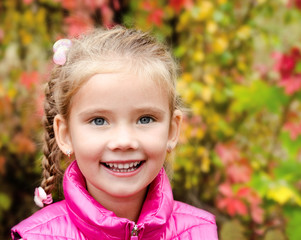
12, 161, 218, 239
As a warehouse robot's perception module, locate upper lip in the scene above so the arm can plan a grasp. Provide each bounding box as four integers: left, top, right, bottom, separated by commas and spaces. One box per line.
101, 160, 144, 164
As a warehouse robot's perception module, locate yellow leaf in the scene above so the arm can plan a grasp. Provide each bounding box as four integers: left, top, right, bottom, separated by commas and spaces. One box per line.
191, 100, 204, 115
237, 61, 247, 71
196, 128, 205, 139
193, 51, 205, 62
201, 157, 210, 172
0, 84, 5, 97
19, 29, 32, 45
206, 20, 218, 34
177, 81, 187, 94
201, 86, 212, 102
204, 74, 215, 85
177, 12, 190, 31
181, 72, 193, 83
256, 0, 267, 4
8, 88, 17, 99
185, 177, 192, 189
197, 1, 214, 21
24, 9, 34, 25
267, 185, 294, 204
182, 88, 196, 103
197, 146, 206, 156
212, 36, 228, 54
218, 0, 228, 4
36, 8, 46, 24
237, 25, 251, 40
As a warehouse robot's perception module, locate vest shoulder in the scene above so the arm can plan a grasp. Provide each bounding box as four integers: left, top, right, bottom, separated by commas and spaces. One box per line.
173, 200, 216, 224
166, 201, 218, 239
11, 201, 81, 239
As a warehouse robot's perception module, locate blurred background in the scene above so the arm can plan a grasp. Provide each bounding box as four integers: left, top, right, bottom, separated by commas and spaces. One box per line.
1, 0, 301, 239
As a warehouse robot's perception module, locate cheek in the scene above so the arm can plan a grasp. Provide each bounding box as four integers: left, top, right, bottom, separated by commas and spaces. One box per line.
71, 130, 104, 160
141, 128, 169, 157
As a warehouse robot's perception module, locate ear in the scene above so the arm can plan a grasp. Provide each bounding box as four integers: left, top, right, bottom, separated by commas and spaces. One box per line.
53, 114, 73, 155
167, 109, 182, 151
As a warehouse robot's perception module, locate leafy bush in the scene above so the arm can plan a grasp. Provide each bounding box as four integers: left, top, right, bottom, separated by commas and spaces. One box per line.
1, 0, 301, 239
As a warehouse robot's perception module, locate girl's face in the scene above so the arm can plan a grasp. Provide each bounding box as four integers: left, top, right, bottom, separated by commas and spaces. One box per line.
55, 71, 181, 203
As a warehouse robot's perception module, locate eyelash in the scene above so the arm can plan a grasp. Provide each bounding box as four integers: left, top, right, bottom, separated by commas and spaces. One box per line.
91, 117, 108, 126
89, 115, 156, 126
137, 116, 155, 124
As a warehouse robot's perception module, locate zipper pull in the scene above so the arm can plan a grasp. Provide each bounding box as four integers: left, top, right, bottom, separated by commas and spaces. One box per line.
131, 224, 138, 240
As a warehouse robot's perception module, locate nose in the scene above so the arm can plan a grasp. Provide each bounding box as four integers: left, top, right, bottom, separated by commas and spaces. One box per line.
107, 125, 139, 151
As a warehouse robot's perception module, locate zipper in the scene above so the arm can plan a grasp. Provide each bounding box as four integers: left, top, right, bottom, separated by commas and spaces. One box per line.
130, 224, 139, 240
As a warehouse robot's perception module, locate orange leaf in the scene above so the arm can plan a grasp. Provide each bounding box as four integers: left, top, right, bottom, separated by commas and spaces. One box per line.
12, 133, 36, 154
0, 156, 5, 175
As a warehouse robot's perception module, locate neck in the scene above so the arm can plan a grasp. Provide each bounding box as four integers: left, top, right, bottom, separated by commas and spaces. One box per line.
87, 184, 148, 223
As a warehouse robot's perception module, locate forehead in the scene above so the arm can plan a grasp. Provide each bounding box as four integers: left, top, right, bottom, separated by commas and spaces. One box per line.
70, 72, 170, 113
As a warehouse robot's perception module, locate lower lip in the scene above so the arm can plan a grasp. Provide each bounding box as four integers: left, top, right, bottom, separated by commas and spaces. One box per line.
101, 162, 144, 177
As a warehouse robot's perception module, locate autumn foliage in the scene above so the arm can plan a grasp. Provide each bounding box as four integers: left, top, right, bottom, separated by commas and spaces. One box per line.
1, 0, 301, 239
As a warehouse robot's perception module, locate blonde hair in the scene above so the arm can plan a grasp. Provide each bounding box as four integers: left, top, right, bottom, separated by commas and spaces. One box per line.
41, 26, 181, 195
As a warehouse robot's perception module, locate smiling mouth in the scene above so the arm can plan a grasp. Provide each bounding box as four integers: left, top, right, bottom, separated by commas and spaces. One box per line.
101, 161, 144, 172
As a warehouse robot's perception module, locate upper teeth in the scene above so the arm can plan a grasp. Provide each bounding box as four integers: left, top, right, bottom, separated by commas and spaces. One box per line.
106, 161, 140, 169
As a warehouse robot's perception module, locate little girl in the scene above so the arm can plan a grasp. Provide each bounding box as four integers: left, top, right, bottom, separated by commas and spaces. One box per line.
11, 27, 218, 239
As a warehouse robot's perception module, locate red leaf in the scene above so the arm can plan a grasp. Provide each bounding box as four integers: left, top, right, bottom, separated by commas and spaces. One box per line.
218, 183, 233, 197
0, 28, 4, 42
23, 0, 34, 5
100, 5, 114, 28
251, 204, 264, 224
283, 121, 301, 140
64, 13, 93, 37
232, 199, 248, 216
217, 197, 230, 209
215, 142, 241, 165
168, 0, 193, 13
227, 162, 252, 183
218, 196, 248, 217
147, 8, 164, 26
20, 71, 39, 90
142, 1, 154, 11
288, 0, 301, 10
237, 187, 252, 198
62, 0, 77, 10
279, 75, 301, 95
275, 54, 296, 79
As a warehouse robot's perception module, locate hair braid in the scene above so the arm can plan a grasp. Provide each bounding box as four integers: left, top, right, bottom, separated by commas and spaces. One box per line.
40, 77, 63, 195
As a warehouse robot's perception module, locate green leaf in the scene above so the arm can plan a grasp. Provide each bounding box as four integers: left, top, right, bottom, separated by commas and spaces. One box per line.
231, 80, 289, 114
250, 172, 271, 198
280, 131, 301, 159
174, 45, 186, 58
284, 207, 301, 240
0, 193, 11, 211
264, 230, 286, 240
294, 61, 301, 74
220, 220, 247, 240
274, 158, 301, 183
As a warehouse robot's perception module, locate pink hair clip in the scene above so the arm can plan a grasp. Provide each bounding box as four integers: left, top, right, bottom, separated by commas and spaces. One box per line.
52, 39, 72, 65
34, 187, 53, 208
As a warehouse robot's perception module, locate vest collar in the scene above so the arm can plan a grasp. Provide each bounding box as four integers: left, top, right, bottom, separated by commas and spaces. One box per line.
63, 161, 174, 239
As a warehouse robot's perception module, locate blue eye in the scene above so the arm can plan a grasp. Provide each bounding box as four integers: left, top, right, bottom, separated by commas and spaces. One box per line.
138, 116, 154, 124
91, 118, 107, 126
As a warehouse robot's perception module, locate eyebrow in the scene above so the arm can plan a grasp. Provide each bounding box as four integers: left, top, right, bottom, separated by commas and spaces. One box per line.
133, 106, 166, 116
78, 109, 112, 118
78, 106, 166, 117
